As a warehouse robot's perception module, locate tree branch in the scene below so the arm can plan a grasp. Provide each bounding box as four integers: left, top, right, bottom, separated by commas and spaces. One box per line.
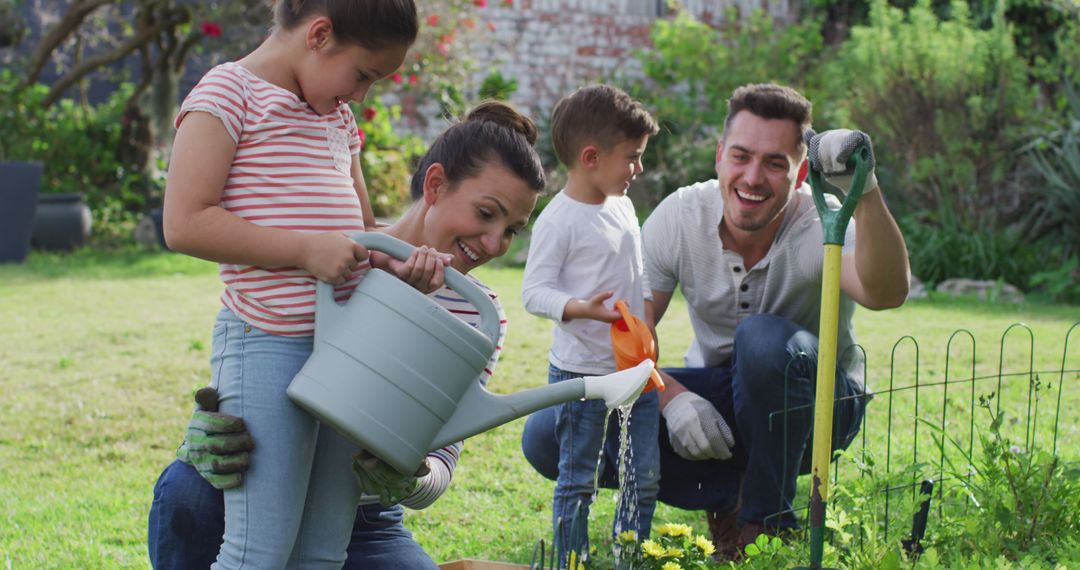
42, 9, 190, 108
22, 0, 113, 87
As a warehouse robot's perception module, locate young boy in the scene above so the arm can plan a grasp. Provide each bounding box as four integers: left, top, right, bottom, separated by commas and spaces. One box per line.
521, 84, 660, 565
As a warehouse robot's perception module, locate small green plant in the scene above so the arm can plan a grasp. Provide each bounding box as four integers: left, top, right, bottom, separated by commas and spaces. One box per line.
615, 523, 717, 569
477, 69, 518, 101
351, 97, 426, 217
922, 391, 1080, 564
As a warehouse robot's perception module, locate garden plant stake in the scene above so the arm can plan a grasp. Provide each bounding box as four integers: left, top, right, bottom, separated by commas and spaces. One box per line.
796, 136, 872, 569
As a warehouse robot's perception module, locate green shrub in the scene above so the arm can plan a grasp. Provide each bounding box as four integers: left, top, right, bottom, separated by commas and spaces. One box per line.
352, 97, 426, 218
899, 215, 1047, 290
823, 0, 1039, 230
1021, 84, 1080, 259
0, 71, 154, 213
628, 9, 823, 203
922, 393, 1080, 565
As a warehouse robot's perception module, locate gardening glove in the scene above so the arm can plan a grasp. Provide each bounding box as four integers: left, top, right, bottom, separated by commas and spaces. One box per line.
661, 391, 736, 461
804, 128, 879, 196
353, 450, 432, 507
175, 387, 254, 490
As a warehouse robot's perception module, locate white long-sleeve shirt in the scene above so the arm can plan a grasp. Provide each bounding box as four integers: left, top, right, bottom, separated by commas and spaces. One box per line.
522, 191, 651, 375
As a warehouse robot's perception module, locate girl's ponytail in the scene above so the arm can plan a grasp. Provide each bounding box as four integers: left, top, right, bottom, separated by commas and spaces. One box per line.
410, 102, 546, 200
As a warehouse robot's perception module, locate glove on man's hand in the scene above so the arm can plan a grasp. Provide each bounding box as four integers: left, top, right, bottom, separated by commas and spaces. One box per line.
804, 128, 878, 195
175, 387, 254, 490
353, 450, 432, 507
661, 391, 736, 461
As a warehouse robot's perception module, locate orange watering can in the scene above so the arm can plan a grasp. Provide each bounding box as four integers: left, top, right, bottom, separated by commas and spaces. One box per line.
610, 300, 665, 393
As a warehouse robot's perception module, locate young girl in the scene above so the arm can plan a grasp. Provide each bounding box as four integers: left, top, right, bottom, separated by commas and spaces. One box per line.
163, 1, 440, 566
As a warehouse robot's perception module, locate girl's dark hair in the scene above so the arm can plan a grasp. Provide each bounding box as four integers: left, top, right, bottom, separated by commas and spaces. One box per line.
410, 101, 546, 200
273, 0, 418, 50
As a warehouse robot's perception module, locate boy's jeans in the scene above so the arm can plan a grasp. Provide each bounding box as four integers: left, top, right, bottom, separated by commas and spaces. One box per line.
548, 364, 661, 565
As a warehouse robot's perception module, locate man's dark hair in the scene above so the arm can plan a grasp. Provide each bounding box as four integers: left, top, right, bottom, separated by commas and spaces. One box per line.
723, 83, 812, 151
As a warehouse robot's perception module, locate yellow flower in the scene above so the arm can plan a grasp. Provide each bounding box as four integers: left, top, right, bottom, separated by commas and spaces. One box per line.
642, 539, 665, 558
566, 550, 585, 570
661, 562, 684, 570
618, 530, 638, 543
665, 547, 684, 558
694, 534, 716, 556
656, 523, 694, 537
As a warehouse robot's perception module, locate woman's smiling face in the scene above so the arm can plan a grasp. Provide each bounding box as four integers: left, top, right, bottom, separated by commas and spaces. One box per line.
421, 161, 539, 273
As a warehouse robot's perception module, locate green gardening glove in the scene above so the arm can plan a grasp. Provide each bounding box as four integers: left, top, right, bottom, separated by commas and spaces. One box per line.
176, 387, 254, 490
352, 450, 431, 507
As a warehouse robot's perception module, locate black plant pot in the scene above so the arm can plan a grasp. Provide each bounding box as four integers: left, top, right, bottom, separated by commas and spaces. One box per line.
0, 161, 43, 263
32, 192, 92, 251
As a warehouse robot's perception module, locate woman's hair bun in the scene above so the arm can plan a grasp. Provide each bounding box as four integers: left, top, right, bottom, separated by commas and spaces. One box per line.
465, 100, 538, 146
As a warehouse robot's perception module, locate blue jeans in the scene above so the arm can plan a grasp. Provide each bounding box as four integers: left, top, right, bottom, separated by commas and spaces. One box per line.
207, 308, 363, 568
148, 460, 438, 569
522, 314, 866, 529
546, 364, 660, 565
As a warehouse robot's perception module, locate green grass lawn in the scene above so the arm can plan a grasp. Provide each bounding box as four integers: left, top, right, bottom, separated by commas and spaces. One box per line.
1, 249, 1077, 568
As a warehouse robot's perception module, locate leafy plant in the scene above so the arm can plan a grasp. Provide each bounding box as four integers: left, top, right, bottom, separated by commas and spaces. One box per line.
898, 215, 1047, 290
627, 8, 822, 206
0, 70, 155, 210
352, 97, 426, 217
1028, 254, 1080, 304
1021, 83, 1080, 260
921, 392, 1080, 564
824, 0, 1039, 230
477, 68, 518, 101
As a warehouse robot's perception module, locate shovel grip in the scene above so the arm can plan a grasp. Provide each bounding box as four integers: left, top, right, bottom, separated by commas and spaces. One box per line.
316, 232, 502, 348
807, 144, 872, 246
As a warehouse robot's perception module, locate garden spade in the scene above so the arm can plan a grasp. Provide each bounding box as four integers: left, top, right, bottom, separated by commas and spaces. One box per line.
795, 134, 873, 570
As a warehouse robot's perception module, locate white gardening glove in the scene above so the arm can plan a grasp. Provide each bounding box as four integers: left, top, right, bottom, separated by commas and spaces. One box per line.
804, 128, 878, 196
661, 391, 736, 461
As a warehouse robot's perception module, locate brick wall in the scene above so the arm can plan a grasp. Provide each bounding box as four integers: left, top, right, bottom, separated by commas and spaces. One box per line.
398, 0, 799, 139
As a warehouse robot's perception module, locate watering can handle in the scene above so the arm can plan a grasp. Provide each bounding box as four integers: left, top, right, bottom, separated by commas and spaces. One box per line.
807, 143, 872, 246
315, 232, 502, 348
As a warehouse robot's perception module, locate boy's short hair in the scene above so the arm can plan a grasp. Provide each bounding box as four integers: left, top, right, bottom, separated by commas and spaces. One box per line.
550, 85, 659, 168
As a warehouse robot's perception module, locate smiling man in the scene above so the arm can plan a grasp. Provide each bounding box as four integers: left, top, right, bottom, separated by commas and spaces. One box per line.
640, 83, 910, 558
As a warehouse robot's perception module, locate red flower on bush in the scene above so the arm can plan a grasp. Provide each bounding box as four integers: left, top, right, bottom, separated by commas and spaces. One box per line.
408, 74, 419, 85
362, 107, 377, 121
391, 73, 403, 85
426, 14, 440, 26
474, 0, 487, 6
358, 129, 366, 146
200, 21, 222, 38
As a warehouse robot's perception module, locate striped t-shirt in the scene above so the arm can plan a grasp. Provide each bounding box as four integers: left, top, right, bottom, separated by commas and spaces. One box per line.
176, 62, 367, 336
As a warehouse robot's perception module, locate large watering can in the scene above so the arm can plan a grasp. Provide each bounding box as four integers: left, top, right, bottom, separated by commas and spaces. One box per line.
287, 232, 655, 476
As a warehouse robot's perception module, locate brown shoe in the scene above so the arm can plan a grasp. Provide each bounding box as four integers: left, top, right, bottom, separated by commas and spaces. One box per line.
707, 510, 741, 562
737, 521, 770, 551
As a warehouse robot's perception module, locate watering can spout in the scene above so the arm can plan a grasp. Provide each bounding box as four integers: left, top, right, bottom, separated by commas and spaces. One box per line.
430, 359, 656, 450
